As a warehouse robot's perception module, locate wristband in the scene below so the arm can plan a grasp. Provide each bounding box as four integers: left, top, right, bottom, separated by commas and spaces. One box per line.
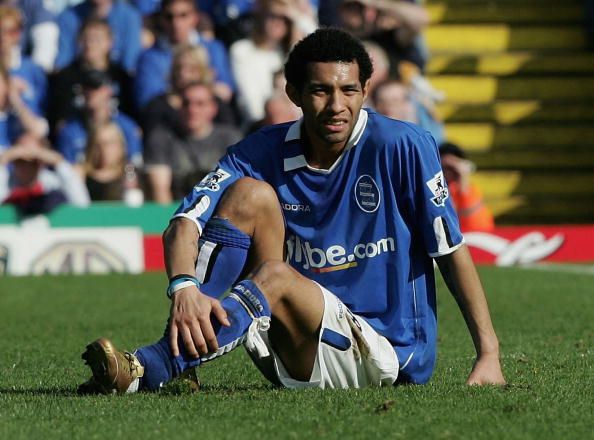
167, 274, 200, 299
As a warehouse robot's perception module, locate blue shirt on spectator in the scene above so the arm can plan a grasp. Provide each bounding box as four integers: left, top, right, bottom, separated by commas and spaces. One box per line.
55, 0, 142, 74
201, 0, 253, 26
134, 33, 235, 108
131, 0, 161, 16
56, 112, 143, 166
0, 112, 24, 151
10, 55, 47, 115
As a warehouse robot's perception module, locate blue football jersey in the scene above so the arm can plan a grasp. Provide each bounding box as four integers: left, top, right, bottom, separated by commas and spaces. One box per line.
174, 109, 464, 384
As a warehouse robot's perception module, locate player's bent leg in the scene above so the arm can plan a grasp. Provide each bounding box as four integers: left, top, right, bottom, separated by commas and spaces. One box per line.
246, 260, 325, 381
78, 178, 287, 394
193, 177, 285, 298
245, 265, 400, 389
212, 177, 286, 273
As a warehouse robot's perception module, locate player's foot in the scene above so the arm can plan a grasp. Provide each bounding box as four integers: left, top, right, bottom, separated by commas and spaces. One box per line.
78, 337, 144, 395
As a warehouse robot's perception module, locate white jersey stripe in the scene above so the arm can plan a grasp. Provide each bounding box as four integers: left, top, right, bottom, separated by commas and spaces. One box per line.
195, 241, 217, 283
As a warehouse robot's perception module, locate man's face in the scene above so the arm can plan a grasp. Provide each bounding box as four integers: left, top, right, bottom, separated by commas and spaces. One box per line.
181, 85, 217, 134
162, 0, 198, 44
374, 83, 416, 123
0, 17, 21, 53
80, 26, 112, 62
83, 84, 112, 111
263, 12, 289, 43
13, 159, 40, 185
288, 61, 367, 152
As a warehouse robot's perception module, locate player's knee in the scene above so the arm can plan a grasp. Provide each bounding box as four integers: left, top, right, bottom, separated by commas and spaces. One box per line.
215, 177, 279, 224
251, 260, 295, 304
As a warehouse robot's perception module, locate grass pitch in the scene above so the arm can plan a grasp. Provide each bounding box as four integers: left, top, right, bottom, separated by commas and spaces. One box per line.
0, 266, 592, 439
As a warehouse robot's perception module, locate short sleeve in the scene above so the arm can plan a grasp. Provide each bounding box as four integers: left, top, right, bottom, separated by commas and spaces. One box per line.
406, 133, 464, 257
171, 151, 247, 234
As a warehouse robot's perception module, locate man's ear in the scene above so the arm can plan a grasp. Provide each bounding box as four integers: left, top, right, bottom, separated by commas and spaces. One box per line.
285, 83, 301, 108
362, 79, 371, 101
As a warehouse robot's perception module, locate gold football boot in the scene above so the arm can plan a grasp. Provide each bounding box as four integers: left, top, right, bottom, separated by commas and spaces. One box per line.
78, 338, 144, 394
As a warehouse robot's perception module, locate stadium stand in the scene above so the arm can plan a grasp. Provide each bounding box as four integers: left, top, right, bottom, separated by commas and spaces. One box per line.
425, 0, 594, 224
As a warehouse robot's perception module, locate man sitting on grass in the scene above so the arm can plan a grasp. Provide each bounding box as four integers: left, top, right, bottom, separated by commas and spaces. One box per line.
79, 28, 505, 393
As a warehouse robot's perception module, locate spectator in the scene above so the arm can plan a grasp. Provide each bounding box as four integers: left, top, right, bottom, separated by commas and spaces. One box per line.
230, 0, 315, 125
0, 64, 47, 149
338, 0, 429, 73
0, 5, 47, 117
373, 79, 416, 121
439, 142, 494, 233
205, 0, 317, 47
55, 0, 143, 74
141, 43, 234, 135
373, 78, 444, 144
4, 0, 59, 71
48, 18, 134, 134
143, 81, 241, 202
0, 133, 90, 215
202, 0, 256, 47
362, 40, 390, 107
134, 0, 234, 108
248, 89, 301, 132
83, 121, 143, 204
56, 69, 142, 168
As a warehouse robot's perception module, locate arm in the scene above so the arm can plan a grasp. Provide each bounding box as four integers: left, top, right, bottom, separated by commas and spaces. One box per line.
8, 77, 49, 138
435, 244, 506, 385
145, 165, 173, 203
360, 0, 429, 47
55, 10, 78, 71
119, 7, 143, 74
204, 40, 236, 93
163, 147, 251, 357
143, 128, 173, 203
53, 160, 91, 207
163, 218, 229, 358
360, 0, 429, 33
0, 150, 15, 202
134, 50, 168, 108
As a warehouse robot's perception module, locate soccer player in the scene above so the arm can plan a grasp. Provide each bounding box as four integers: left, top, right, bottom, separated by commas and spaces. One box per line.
79, 28, 505, 393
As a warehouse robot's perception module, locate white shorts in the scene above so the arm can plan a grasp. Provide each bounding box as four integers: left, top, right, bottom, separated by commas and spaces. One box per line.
244, 285, 399, 389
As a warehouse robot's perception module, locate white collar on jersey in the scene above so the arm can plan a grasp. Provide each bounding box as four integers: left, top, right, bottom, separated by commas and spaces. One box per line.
283, 109, 368, 174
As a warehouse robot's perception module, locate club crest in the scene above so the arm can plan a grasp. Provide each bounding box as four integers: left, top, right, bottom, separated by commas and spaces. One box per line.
354, 175, 381, 213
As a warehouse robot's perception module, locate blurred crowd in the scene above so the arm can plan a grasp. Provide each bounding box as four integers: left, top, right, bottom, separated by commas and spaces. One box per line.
0, 0, 452, 216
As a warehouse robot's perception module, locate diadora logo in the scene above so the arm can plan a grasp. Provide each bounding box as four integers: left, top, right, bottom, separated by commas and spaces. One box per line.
235, 285, 265, 313
286, 235, 396, 273
281, 202, 311, 213
426, 171, 449, 207
195, 168, 231, 192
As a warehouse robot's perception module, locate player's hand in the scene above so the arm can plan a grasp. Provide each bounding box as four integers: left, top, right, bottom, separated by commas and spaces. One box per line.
168, 286, 230, 358
466, 352, 506, 385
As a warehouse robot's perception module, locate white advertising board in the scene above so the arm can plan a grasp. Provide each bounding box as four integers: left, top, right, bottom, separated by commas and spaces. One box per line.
0, 220, 144, 275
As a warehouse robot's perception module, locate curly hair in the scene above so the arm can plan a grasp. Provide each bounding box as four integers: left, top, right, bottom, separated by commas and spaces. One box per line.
284, 28, 373, 91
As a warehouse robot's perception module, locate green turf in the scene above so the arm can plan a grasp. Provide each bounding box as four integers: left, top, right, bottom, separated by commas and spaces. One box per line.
0, 267, 592, 439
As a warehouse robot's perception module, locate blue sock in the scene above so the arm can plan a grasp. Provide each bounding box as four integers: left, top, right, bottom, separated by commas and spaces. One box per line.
135, 279, 270, 391
196, 217, 251, 298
